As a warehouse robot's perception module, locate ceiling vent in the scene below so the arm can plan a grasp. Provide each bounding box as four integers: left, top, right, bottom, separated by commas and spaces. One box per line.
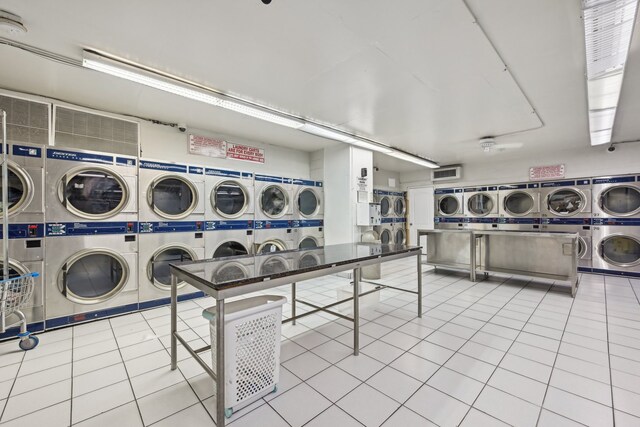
431, 165, 462, 182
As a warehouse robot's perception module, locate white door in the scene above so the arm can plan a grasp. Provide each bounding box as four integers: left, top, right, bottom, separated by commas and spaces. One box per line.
408, 186, 434, 254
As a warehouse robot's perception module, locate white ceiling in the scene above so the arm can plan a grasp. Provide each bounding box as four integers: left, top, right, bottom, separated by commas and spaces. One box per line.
0, 0, 637, 171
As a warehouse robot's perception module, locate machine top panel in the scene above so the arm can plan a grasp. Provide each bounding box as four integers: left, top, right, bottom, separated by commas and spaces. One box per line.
541, 179, 590, 187
592, 176, 637, 184
205, 168, 253, 179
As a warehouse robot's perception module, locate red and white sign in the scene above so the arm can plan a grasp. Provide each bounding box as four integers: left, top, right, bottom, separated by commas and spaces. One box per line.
529, 164, 565, 181
189, 134, 227, 158
226, 142, 265, 164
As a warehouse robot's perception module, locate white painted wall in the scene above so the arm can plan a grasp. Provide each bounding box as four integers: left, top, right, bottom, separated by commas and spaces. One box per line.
140, 122, 311, 179
373, 168, 401, 191
400, 144, 640, 188
309, 149, 324, 181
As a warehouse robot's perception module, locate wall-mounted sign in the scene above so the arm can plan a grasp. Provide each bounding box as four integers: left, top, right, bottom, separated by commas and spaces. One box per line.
226, 142, 265, 163
529, 164, 565, 181
189, 134, 227, 158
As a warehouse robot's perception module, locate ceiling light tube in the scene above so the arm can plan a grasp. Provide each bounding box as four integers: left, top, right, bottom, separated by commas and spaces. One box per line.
300, 123, 393, 153
387, 150, 439, 169
82, 50, 304, 129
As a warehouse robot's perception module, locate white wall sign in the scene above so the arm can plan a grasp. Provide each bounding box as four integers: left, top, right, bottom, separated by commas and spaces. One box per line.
226, 142, 265, 163
189, 134, 227, 158
529, 164, 565, 180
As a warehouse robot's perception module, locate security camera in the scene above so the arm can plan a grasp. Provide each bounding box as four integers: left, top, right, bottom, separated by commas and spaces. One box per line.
177, 123, 187, 133
607, 144, 616, 153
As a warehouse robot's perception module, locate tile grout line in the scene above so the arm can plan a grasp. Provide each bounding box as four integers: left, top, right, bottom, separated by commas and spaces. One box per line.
604, 277, 617, 426
0, 343, 26, 423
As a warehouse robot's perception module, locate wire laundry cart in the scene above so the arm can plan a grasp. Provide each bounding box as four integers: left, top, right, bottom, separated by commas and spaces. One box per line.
1, 109, 40, 350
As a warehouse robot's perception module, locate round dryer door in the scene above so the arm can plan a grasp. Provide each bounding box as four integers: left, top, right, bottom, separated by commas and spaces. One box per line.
395, 229, 406, 245
600, 186, 640, 216
380, 229, 392, 244
0, 162, 33, 217
212, 262, 248, 283
504, 192, 534, 216
58, 250, 129, 304
148, 246, 196, 290
212, 181, 249, 218
298, 236, 319, 249
394, 198, 406, 216
213, 241, 249, 258
257, 240, 287, 254
547, 189, 585, 216
260, 185, 289, 218
59, 167, 129, 220
0, 259, 32, 311
298, 189, 319, 217
380, 197, 391, 217
467, 193, 493, 216
299, 253, 320, 269
260, 256, 289, 276
149, 175, 198, 220
577, 236, 587, 259
600, 235, 640, 267
438, 195, 459, 216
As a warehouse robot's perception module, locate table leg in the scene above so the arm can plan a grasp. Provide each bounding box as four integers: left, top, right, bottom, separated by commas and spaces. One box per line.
291, 283, 296, 325
417, 253, 423, 318
216, 299, 226, 426
353, 267, 361, 356
470, 234, 477, 282
170, 274, 178, 371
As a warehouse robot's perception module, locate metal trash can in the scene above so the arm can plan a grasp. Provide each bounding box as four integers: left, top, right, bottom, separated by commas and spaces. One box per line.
203, 295, 287, 418
361, 230, 381, 280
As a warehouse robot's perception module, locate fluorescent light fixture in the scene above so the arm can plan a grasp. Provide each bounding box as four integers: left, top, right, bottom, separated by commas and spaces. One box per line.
582, 0, 639, 145
300, 123, 393, 153
387, 150, 439, 169
82, 50, 304, 129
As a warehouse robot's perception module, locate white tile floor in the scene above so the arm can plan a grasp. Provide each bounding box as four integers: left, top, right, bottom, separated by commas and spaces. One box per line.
1, 259, 640, 426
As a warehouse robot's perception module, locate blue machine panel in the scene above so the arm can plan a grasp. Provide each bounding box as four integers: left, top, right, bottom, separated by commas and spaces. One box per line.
254, 220, 292, 229
0, 223, 45, 239
139, 160, 188, 173
47, 148, 113, 165
13, 144, 43, 158
292, 219, 324, 228
255, 174, 283, 183
542, 218, 592, 225
46, 221, 138, 236
139, 221, 204, 233
592, 176, 636, 184
205, 220, 254, 231
592, 218, 640, 226
498, 218, 540, 224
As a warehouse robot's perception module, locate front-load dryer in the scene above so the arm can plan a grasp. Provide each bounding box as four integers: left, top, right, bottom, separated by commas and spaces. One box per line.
393, 219, 407, 245
255, 174, 294, 222
205, 220, 254, 258
296, 222, 324, 249
45, 148, 137, 223
374, 220, 394, 245
540, 219, 593, 272
434, 188, 464, 230
139, 159, 205, 222
293, 179, 323, 221
393, 191, 407, 219
1, 142, 45, 224
592, 175, 640, 219
498, 183, 541, 231
540, 179, 591, 219
254, 220, 296, 254
0, 223, 45, 338
45, 222, 138, 327
138, 222, 205, 309
463, 185, 499, 230
374, 190, 394, 219
592, 218, 640, 277
205, 167, 254, 222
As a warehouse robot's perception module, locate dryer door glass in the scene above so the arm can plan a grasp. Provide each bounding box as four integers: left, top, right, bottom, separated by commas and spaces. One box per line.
395, 229, 406, 244
260, 256, 288, 276
64, 169, 127, 219
152, 177, 195, 218
578, 237, 587, 258
601, 236, 640, 266
504, 192, 534, 215
380, 229, 392, 244
61, 253, 127, 304
299, 237, 318, 249
394, 198, 405, 216
468, 194, 493, 216
151, 248, 194, 289
213, 263, 247, 283
258, 241, 286, 254
214, 181, 247, 218
0, 166, 29, 216
438, 196, 459, 216
380, 197, 391, 217
214, 242, 248, 258
298, 189, 318, 217
601, 186, 640, 216
261, 185, 288, 217
548, 189, 583, 215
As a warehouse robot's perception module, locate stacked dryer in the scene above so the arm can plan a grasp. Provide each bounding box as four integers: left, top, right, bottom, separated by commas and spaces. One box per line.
292, 178, 324, 249
254, 174, 296, 253
463, 185, 499, 230
138, 159, 206, 308
44, 147, 139, 327
540, 179, 592, 272
592, 175, 640, 277
374, 189, 394, 244
204, 167, 255, 260
497, 183, 541, 231
391, 191, 407, 245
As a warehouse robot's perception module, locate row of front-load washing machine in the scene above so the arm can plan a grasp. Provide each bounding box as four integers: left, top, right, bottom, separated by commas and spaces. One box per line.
1, 142, 324, 336
373, 189, 408, 246
433, 176, 640, 278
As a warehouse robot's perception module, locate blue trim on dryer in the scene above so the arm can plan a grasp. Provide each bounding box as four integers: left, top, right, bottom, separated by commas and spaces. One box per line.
592, 218, 640, 226
0, 322, 45, 340
541, 218, 592, 225
45, 303, 140, 328
46, 148, 113, 165
139, 160, 188, 173
592, 176, 636, 184
205, 220, 254, 231
255, 174, 283, 183
139, 291, 207, 310
591, 268, 640, 278
292, 219, 324, 228
254, 220, 292, 229
46, 221, 138, 236
12, 144, 43, 158
0, 223, 45, 239
139, 221, 204, 233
